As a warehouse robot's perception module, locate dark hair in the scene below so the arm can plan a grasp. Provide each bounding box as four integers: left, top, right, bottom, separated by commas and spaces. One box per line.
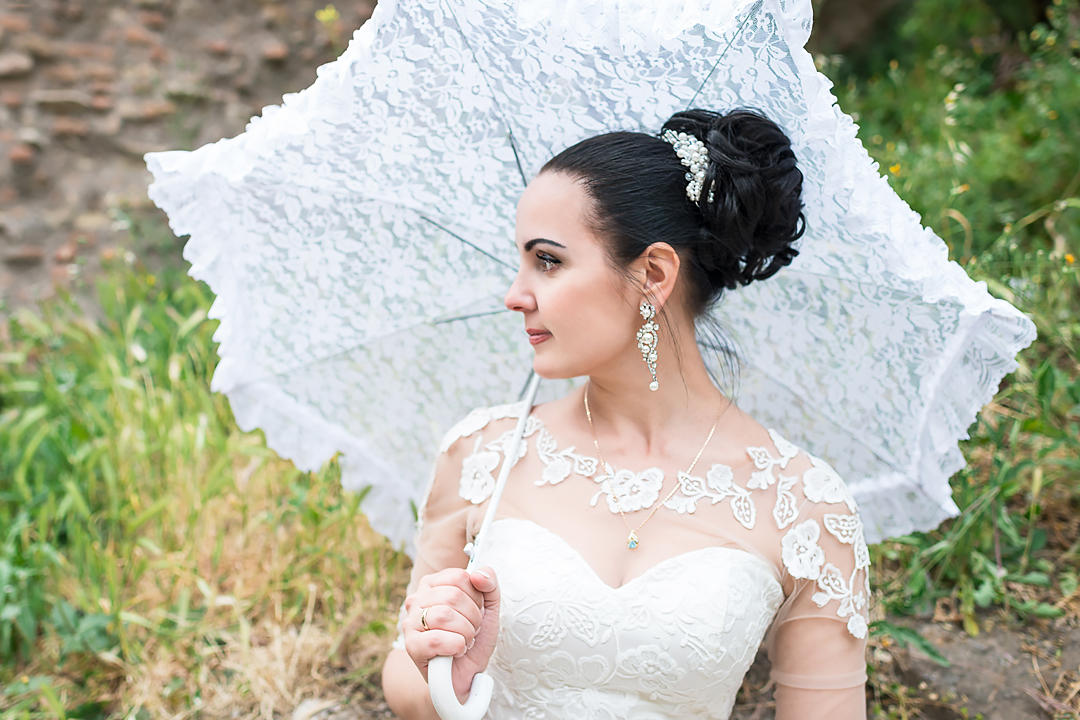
540, 107, 805, 394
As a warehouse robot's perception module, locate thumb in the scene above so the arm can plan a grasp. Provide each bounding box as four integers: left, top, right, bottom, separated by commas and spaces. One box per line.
468, 566, 499, 604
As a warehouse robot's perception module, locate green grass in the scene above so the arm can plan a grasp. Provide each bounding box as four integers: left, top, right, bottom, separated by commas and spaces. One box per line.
2, 2, 1079, 718
0, 264, 406, 718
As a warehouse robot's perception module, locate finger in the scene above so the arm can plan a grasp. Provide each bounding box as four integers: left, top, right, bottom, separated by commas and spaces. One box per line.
469, 566, 500, 614
414, 604, 477, 643
425, 567, 485, 608
405, 627, 469, 660
422, 585, 483, 629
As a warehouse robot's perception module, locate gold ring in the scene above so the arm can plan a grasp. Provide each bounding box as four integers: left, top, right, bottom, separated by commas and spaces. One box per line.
420, 606, 430, 631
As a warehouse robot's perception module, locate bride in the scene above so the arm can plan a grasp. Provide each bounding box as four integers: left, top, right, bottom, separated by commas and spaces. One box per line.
380, 108, 870, 719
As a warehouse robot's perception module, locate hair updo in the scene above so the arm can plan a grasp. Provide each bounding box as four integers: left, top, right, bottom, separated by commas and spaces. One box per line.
539, 108, 804, 392
540, 107, 805, 319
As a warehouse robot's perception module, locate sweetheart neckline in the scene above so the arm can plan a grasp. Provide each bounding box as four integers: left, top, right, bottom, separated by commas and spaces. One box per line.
486, 516, 783, 593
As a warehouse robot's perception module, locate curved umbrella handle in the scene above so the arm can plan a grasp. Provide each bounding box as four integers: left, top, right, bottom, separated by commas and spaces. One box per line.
428, 656, 493, 720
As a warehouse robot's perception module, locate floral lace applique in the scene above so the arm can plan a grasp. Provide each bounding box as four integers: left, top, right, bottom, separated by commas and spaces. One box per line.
453, 408, 871, 639
535, 427, 599, 486
590, 464, 665, 513
777, 452, 871, 639
452, 405, 540, 505
662, 466, 756, 530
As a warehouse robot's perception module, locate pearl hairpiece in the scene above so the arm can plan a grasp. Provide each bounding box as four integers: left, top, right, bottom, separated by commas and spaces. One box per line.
661, 129, 715, 205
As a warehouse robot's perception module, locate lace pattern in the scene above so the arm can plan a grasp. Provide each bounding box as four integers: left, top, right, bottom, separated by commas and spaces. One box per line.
146, 0, 1036, 566
442, 405, 871, 640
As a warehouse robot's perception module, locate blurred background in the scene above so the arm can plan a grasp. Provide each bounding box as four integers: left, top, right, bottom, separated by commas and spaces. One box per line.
0, 0, 1077, 718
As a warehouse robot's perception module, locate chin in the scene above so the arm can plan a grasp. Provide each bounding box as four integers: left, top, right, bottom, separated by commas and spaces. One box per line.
530, 353, 583, 381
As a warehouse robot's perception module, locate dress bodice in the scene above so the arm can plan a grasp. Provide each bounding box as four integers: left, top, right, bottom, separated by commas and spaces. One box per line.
393, 401, 871, 719
482, 517, 784, 718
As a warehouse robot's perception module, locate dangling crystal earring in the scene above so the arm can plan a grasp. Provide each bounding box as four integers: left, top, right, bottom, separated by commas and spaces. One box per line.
636, 300, 659, 391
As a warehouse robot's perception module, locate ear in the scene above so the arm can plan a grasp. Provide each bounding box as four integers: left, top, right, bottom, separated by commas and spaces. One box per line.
631, 242, 681, 309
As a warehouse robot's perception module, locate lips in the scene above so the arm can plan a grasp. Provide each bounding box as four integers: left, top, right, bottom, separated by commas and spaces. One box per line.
526, 328, 551, 345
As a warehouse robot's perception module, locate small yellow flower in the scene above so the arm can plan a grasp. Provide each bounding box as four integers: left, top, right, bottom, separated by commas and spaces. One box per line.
147, 274, 157, 286
20, 675, 29, 684
1048, 110, 1059, 120
315, 4, 340, 25
889, 163, 901, 175
886, 141, 896, 153
889, 59, 898, 70
956, 183, 970, 194
1066, 253, 1076, 265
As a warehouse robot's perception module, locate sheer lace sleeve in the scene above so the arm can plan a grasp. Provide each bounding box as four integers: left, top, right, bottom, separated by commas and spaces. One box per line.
390, 404, 521, 649
764, 453, 871, 719
390, 411, 487, 649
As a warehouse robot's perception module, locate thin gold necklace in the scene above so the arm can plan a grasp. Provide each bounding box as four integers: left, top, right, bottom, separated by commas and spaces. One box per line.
583, 382, 719, 550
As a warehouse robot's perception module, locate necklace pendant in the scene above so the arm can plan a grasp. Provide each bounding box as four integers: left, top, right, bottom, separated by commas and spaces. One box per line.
627, 531, 639, 550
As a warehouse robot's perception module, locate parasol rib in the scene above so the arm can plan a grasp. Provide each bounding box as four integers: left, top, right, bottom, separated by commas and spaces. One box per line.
684, 0, 762, 110
419, 215, 517, 272
441, 0, 529, 187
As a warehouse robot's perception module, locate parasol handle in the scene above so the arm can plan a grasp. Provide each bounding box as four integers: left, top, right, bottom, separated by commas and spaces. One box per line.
428, 656, 494, 720
428, 371, 542, 720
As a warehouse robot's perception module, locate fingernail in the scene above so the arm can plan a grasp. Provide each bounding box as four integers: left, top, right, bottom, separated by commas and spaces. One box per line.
475, 570, 491, 580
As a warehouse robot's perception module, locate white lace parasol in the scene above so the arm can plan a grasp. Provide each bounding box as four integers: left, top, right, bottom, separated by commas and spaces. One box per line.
144, 0, 1036, 552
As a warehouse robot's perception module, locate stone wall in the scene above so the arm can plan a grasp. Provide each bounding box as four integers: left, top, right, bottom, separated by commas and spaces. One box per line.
0, 0, 374, 310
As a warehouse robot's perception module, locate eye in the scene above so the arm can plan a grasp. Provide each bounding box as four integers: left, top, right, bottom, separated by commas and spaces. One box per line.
536, 251, 561, 272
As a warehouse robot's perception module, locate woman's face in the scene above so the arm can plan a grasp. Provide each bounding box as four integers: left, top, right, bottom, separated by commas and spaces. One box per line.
504, 171, 642, 379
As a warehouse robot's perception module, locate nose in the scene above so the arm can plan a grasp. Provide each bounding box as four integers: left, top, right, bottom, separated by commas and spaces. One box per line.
504, 271, 536, 314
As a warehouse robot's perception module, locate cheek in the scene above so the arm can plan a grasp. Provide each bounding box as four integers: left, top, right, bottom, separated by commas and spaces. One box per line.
548, 277, 634, 345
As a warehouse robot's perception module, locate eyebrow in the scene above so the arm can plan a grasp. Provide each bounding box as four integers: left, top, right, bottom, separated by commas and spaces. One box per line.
523, 238, 567, 251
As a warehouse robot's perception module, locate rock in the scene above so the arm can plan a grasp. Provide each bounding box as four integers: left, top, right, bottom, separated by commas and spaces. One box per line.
52, 116, 90, 137
74, 213, 112, 233
0, 52, 33, 78
62, 42, 114, 62
62, 2, 85, 22
54, 240, 79, 264
124, 25, 156, 46
8, 144, 35, 166
89, 95, 113, 112
124, 62, 158, 94
208, 55, 245, 82
44, 62, 80, 85
261, 40, 289, 63
206, 39, 229, 56
18, 33, 62, 61
164, 76, 210, 104
31, 89, 94, 113
118, 99, 177, 122
3, 245, 46, 267
0, 14, 30, 33
16, 127, 47, 148
138, 11, 167, 30
84, 63, 115, 82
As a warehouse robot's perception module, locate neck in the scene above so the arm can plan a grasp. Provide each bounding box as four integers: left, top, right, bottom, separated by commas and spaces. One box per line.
582, 320, 731, 455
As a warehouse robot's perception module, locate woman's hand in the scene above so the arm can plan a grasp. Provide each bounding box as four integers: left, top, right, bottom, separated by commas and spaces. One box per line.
402, 565, 500, 703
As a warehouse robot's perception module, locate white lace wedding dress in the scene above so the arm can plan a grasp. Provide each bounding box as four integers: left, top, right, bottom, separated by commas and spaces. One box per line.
394, 402, 871, 719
